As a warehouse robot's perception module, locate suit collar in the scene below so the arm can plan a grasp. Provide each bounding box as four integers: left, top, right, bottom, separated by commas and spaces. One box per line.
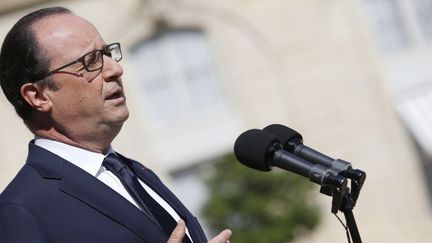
26, 141, 63, 179
34, 137, 112, 177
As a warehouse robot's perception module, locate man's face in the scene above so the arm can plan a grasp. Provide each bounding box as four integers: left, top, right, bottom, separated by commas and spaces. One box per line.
33, 13, 129, 142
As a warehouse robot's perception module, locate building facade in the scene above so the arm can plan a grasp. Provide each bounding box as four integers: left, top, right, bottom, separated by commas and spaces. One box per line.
0, 0, 431, 242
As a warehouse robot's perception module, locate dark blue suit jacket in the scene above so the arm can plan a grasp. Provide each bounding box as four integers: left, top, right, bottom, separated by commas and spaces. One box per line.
0, 142, 207, 243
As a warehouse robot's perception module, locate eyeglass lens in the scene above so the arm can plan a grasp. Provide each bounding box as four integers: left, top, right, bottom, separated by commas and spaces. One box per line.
107, 44, 122, 62
82, 44, 122, 72
84, 51, 103, 72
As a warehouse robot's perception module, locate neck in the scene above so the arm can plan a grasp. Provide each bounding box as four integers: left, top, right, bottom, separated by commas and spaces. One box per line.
28, 114, 122, 154
31, 125, 119, 154
36, 130, 112, 154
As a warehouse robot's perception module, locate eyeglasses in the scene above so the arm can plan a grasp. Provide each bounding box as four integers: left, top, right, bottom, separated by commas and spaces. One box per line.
38, 42, 122, 80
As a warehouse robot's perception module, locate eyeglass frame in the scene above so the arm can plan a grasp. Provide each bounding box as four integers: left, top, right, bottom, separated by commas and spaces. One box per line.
37, 42, 122, 81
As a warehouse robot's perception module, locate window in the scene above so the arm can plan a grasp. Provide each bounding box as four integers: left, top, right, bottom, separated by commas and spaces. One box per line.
396, 83, 432, 206
363, 0, 410, 53
131, 30, 225, 128
129, 29, 242, 170
363, 0, 432, 206
413, 0, 432, 40
363, 0, 432, 54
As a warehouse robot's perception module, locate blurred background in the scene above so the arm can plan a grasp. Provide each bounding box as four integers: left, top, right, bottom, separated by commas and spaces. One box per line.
1, 0, 432, 242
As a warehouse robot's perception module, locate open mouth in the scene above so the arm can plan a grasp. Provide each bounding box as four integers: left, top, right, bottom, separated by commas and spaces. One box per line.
106, 90, 123, 100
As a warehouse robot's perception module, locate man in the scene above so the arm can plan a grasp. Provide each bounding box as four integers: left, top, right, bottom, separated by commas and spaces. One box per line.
0, 7, 231, 243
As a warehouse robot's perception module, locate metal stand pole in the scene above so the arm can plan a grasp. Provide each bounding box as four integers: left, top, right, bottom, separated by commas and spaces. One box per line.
343, 208, 362, 243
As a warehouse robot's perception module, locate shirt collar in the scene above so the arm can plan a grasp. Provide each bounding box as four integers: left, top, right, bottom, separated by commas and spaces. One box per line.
34, 137, 114, 176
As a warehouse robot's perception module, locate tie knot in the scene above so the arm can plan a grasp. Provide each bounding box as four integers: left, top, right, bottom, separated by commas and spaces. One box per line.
103, 153, 127, 177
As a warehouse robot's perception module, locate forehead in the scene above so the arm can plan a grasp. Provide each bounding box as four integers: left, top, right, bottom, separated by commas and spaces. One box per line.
32, 13, 104, 61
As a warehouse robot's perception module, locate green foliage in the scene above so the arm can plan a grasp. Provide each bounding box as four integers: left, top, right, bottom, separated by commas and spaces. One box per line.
201, 154, 321, 243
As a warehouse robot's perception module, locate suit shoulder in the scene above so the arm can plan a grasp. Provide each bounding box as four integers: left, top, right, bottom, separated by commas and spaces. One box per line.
0, 164, 54, 204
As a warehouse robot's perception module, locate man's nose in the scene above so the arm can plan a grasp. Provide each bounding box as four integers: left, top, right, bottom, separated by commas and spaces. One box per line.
102, 56, 123, 81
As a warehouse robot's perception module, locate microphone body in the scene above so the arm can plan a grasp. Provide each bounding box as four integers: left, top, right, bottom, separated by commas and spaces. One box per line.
264, 124, 364, 180
234, 129, 346, 188
294, 142, 352, 174
273, 149, 345, 187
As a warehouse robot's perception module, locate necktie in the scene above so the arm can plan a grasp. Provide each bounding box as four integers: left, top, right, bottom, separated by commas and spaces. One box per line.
103, 153, 181, 239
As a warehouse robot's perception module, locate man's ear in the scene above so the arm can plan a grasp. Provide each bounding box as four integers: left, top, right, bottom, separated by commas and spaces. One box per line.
20, 83, 52, 112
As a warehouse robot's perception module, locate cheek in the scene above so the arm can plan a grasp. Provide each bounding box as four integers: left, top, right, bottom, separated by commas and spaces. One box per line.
56, 88, 99, 113
76, 90, 103, 111
49, 78, 104, 113
74, 81, 103, 101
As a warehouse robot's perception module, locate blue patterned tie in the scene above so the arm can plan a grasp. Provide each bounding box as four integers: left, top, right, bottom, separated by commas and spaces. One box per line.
103, 153, 184, 240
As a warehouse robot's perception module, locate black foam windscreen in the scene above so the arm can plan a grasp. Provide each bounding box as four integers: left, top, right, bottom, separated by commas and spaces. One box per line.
233, 129, 279, 171
263, 124, 302, 149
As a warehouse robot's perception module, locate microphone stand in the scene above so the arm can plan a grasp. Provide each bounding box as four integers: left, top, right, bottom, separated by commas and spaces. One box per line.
321, 169, 366, 243
339, 192, 362, 243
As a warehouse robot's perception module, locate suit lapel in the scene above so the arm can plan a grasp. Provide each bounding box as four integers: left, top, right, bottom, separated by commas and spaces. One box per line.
119, 154, 208, 243
27, 143, 168, 243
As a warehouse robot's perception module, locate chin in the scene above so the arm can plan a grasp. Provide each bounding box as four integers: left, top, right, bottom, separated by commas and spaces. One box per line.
103, 106, 129, 126
113, 109, 130, 124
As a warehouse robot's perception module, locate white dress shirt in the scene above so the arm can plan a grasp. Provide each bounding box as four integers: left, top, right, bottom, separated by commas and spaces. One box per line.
34, 137, 192, 241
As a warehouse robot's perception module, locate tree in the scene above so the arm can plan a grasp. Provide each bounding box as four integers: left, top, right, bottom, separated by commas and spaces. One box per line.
201, 154, 321, 243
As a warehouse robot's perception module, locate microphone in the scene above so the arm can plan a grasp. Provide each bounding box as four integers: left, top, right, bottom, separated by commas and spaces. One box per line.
233, 129, 347, 188
263, 124, 365, 181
